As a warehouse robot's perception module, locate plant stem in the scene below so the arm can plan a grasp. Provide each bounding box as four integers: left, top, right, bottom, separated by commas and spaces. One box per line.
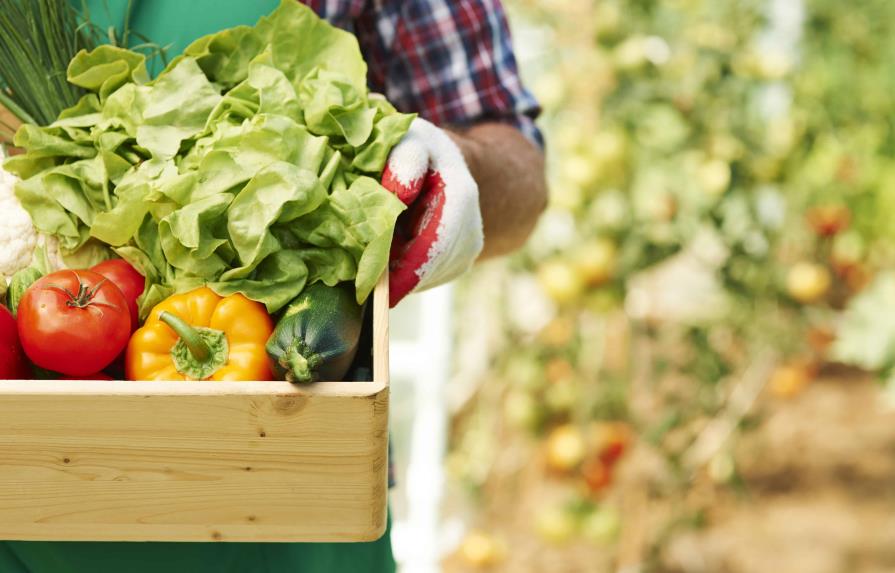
0, 90, 38, 128
160, 311, 211, 361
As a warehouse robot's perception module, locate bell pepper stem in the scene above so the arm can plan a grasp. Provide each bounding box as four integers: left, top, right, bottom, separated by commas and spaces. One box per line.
159, 311, 210, 361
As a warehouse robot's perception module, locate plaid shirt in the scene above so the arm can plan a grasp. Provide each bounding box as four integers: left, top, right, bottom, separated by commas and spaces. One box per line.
303, 0, 543, 147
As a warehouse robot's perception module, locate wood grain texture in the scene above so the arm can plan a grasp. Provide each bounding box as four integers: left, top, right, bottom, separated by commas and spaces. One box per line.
0, 276, 390, 542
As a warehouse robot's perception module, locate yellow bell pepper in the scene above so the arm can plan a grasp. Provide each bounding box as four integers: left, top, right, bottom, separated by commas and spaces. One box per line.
126, 287, 274, 381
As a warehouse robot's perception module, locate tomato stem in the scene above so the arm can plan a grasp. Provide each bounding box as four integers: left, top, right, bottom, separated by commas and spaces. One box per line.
159, 311, 211, 361
43, 274, 117, 310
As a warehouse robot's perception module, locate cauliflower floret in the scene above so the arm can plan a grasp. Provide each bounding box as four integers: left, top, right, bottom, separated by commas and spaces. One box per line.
0, 163, 66, 279
0, 164, 37, 277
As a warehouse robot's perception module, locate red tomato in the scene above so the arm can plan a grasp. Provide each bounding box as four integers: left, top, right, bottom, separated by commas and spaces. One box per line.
91, 259, 145, 329
0, 305, 31, 379
581, 457, 613, 495
17, 270, 132, 377
806, 204, 850, 237
591, 422, 631, 467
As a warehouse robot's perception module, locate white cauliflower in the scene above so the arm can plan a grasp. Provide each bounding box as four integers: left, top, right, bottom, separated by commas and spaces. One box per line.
0, 163, 37, 278
0, 160, 65, 280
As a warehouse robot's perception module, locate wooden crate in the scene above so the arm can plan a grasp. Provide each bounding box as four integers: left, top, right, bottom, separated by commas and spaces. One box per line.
0, 276, 390, 543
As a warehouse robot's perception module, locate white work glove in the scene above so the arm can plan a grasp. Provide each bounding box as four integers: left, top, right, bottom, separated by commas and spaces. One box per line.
381, 118, 484, 307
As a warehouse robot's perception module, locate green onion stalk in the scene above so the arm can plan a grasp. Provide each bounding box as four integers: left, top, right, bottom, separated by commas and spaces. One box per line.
0, 0, 93, 132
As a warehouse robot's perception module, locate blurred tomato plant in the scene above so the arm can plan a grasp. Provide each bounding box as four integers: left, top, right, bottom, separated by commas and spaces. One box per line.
446, 0, 895, 570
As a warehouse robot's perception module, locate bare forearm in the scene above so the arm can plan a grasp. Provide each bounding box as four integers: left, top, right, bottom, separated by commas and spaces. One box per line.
450, 123, 548, 259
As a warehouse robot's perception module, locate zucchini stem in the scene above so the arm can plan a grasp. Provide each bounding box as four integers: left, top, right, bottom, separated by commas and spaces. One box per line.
281, 342, 323, 383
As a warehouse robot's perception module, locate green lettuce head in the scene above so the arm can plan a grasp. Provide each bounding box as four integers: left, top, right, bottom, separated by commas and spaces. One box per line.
5, 0, 413, 316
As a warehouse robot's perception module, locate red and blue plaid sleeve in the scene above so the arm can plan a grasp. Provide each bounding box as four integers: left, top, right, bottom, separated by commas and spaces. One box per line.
304, 0, 543, 148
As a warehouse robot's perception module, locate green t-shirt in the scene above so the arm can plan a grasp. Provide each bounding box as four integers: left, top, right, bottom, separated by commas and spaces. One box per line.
78, 0, 281, 72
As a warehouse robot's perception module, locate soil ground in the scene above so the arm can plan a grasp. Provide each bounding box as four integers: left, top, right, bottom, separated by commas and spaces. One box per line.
443, 374, 895, 573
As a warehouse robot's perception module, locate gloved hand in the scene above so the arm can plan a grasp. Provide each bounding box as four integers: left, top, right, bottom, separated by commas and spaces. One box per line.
381, 118, 484, 307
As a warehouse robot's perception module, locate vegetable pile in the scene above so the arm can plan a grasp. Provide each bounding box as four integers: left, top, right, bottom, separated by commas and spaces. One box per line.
2, 257, 364, 382
0, 1, 399, 383
4, 0, 412, 320
0, 259, 363, 383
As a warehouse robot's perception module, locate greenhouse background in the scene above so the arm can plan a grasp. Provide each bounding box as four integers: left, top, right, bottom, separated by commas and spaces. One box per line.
389, 0, 895, 571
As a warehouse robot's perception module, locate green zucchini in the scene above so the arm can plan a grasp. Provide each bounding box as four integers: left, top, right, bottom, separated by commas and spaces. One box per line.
266, 282, 365, 383
7, 267, 42, 317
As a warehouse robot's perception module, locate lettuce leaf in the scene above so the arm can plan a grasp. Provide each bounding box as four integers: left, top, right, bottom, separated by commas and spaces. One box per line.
5, 0, 410, 316
67, 45, 150, 101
